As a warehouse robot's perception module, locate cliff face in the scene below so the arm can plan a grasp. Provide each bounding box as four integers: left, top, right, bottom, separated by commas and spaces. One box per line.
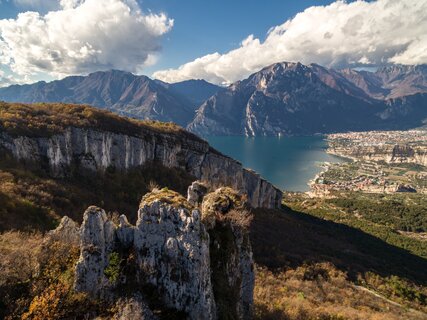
340, 65, 427, 100
59, 186, 254, 320
328, 144, 427, 167
187, 62, 427, 137
188, 62, 376, 136
0, 126, 282, 209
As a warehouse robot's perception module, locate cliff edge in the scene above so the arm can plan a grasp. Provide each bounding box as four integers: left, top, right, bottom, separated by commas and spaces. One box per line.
0, 102, 282, 209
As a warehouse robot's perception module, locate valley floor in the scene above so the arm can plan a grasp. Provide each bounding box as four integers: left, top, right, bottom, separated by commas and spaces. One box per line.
310, 130, 427, 196
251, 203, 427, 320
251, 130, 427, 319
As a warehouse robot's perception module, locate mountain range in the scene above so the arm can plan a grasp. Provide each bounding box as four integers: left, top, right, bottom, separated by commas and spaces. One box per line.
0, 70, 222, 126
189, 63, 427, 135
1, 63, 426, 135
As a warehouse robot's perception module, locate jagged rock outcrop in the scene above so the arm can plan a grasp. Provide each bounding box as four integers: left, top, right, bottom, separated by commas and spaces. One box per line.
0, 126, 282, 209
134, 190, 215, 319
201, 187, 254, 319
71, 186, 254, 320
187, 180, 208, 206
47, 216, 80, 245
112, 295, 157, 320
74, 206, 116, 296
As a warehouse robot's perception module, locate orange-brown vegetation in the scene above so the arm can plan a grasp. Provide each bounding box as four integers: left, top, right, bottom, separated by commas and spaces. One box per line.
0, 231, 105, 319
0, 102, 201, 140
140, 187, 193, 210
251, 208, 427, 319
254, 263, 426, 320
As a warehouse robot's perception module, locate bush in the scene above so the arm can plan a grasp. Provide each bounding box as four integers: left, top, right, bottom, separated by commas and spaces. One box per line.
104, 252, 122, 284
0, 231, 42, 287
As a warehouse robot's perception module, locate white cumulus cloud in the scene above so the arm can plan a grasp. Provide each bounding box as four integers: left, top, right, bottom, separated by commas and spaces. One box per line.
0, 0, 173, 79
153, 0, 427, 85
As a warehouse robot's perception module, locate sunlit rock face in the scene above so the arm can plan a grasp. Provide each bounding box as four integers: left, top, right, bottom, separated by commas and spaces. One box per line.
74, 206, 115, 297
187, 62, 427, 137
0, 126, 282, 209
70, 186, 255, 319
134, 198, 215, 319
328, 143, 427, 166
187, 180, 208, 206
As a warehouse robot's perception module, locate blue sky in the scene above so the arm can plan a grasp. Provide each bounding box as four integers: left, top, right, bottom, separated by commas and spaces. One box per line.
0, 0, 334, 78
0, 0, 426, 85
138, 0, 335, 74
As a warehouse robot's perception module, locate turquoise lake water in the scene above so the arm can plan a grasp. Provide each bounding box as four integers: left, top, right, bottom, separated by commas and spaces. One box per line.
206, 136, 345, 192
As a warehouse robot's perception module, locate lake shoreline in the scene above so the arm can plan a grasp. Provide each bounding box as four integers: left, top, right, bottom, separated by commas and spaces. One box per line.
206, 135, 346, 192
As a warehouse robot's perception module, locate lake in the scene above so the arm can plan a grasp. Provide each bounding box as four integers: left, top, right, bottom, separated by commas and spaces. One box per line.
206, 135, 345, 192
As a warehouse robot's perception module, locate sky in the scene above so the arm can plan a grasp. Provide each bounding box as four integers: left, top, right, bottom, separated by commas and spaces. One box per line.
0, 0, 426, 86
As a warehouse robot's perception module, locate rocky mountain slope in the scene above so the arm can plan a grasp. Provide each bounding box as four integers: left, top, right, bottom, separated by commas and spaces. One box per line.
1, 103, 426, 319
1, 63, 426, 137
340, 65, 427, 99
0, 102, 282, 209
0, 103, 263, 319
188, 62, 427, 136
0, 71, 221, 126
1, 181, 255, 319
68, 185, 253, 319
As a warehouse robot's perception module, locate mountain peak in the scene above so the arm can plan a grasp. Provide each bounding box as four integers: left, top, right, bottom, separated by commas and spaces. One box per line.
376, 64, 427, 75
87, 69, 134, 76
260, 61, 307, 74
188, 61, 427, 136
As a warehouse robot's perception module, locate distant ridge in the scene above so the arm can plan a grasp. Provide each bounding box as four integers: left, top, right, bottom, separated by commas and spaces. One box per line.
0, 70, 222, 126
340, 64, 427, 99
155, 78, 224, 108
1, 63, 426, 136
187, 62, 427, 136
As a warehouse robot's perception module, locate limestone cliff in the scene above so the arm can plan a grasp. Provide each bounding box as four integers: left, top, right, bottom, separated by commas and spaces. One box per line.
60, 185, 254, 319
328, 144, 427, 167
0, 126, 281, 209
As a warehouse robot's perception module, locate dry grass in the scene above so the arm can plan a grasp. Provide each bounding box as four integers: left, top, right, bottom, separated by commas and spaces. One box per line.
220, 209, 253, 230
254, 263, 426, 320
0, 231, 43, 287
0, 102, 202, 140
250, 207, 427, 319
140, 187, 193, 210
201, 187, 248, 228
0, 230, 106, 319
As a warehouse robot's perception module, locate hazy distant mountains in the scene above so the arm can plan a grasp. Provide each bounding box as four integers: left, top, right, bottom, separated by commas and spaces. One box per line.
155, 79, 222, 108
0, 70, 222, 126
340, 64, 427, 99
0, 63, 426, 135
